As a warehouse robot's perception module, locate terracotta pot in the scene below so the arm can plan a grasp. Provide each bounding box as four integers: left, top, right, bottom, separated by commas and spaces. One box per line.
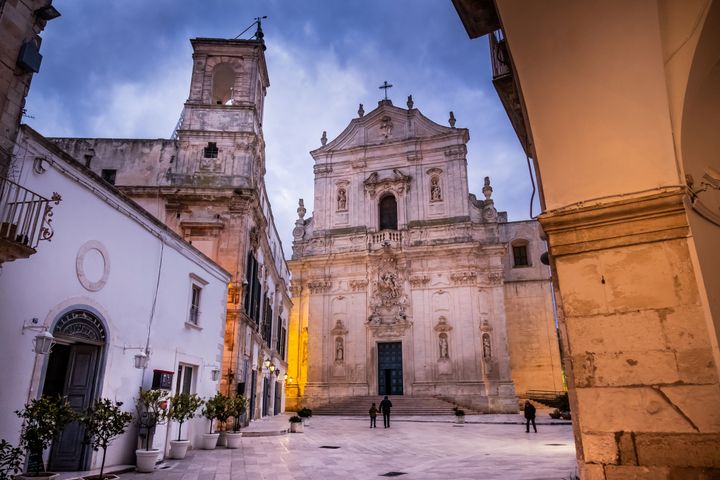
135, 449, 160, 473
168, 440, 190, 459
201, 433, 220, 450
225, 432, 242, 449
290, 422, 304, 433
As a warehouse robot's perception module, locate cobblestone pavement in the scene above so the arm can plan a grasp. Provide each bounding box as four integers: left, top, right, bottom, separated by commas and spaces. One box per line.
118, 415, 577, 480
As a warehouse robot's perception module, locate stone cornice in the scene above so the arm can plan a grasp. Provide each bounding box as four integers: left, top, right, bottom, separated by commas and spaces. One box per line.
539, 188, 689, 257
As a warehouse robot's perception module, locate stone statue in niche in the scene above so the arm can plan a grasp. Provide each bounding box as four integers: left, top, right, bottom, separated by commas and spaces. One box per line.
337, 188, 347, 211
482, 333, 491, 359
439, 333, 449, 359
335, 337, 344, 361
430, 176, 442, 201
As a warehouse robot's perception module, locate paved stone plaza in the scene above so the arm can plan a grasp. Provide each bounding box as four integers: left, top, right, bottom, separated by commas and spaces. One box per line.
119, 414, 576, 480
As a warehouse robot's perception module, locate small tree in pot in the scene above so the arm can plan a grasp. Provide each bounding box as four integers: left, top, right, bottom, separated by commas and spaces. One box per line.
134, 389, 168, 473
167, 393, 203, 459
0, 440, 24, 480
15, 395, 75, 479
200, 393, 228, 450
298, 407, 312, 426
80, 399, 133, 480
225, 395, 247, 449
288, 416, 303, 433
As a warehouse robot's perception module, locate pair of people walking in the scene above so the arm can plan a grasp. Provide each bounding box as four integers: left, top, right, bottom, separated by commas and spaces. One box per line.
370, 395, 392, 428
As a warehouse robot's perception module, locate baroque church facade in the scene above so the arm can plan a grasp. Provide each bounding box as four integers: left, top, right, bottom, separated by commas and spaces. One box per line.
287, 98, 562, 412
50, 37, 291, 420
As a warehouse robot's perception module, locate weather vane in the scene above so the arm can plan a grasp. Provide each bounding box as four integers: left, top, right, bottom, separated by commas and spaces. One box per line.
379, 81, 393, 100
235, 16, 268, 40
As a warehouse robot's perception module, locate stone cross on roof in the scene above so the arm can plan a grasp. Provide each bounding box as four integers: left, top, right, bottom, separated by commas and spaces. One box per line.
379, 81, 393, 100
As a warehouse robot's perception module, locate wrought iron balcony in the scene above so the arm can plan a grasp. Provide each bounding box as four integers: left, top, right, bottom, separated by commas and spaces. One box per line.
488, 30, 532, 157
0, 175, 60, 263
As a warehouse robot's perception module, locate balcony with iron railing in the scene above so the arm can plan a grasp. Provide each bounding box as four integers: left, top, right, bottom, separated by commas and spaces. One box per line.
0, 175, 60, 263
488, 29, 532, 156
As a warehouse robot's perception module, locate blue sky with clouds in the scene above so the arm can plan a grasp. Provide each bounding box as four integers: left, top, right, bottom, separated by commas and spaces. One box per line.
25, 0, 539, 257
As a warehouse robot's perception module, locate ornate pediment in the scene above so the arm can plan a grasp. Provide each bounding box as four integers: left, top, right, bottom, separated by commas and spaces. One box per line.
310, 102, 467, 157
364, 169, 411, 199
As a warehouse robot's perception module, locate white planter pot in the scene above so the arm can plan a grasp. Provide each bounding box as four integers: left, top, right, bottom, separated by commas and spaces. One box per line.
302, 417, 310, 426
455, 415, 465, 424
217, 431, 227, 447
225, 432, 242, 449
201, 433, 220, 450
290, 422, 304, 433
168, 440, 190, 459
135, 449, 160, 472
15, 473, 59, 480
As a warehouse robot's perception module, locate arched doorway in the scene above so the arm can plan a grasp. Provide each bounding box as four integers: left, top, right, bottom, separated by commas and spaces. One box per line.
378, 194, 398, 230
42, 309, 107, 471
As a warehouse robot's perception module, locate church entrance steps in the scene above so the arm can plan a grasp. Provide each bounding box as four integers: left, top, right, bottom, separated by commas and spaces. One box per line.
308, 395, 478, 416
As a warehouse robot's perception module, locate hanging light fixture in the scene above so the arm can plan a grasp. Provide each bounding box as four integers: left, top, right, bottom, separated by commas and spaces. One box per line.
133, 351, 149, 369
33, 331, 55, 355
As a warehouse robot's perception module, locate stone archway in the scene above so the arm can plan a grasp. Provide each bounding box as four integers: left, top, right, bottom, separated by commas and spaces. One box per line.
43, 309, 107, 472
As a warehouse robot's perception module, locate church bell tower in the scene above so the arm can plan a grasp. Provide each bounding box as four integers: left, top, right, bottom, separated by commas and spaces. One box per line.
173, 36, 269, 188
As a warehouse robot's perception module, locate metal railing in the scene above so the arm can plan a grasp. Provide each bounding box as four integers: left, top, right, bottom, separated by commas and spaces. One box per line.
489, 30, 511, 79
0, 175, 57, 250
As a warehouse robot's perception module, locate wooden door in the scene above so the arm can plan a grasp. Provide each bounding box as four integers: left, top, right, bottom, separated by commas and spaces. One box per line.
49, 345, 99, 471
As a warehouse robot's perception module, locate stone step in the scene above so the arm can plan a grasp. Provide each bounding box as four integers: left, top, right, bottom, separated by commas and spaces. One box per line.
309, 395, 477, 416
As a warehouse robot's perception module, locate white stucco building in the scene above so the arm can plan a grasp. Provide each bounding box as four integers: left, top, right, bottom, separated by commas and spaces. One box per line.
0, 126, 230, 471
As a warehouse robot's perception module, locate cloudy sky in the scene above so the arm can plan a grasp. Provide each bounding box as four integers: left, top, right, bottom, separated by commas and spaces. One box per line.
26, 0, 538, 258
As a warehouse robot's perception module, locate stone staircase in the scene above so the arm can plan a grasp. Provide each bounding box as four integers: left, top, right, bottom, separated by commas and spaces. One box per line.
310, 395, 474, 416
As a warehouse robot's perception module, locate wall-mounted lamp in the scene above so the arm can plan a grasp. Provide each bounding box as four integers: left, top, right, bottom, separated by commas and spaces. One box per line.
124, 345, 150, 369
211, 367, 221, 382
286, 376, 293, 384
133, 351, 148, 369
263, 358, 270, 369
273, 368, 280, 377
268, 362, 276, 373
22, 319, 55, 355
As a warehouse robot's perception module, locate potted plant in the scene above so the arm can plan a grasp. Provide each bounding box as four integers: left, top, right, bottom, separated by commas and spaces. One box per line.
80, 399, 133, 480
225, 395, 247, 449
452, 406, 466, 424
167, 393, 203, 459
298, 407, 312, 426
200, 393, 227, 450
288, 416, 303, 433
213, 394, 232, 448
549, 408, 562, 419
0, 439, 24, 480
15, 395, 75, 480
134, 389, 168, 473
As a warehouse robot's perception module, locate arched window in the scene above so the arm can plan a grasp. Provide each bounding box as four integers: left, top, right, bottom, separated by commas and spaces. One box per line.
511, 239, 530, 267
212, 63, 235, 105
379, 195, 398, 230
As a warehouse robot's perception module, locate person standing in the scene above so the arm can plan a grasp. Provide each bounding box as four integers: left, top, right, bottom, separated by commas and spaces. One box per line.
369, 402, 378, 428
379, 395, 393, 428
524, 400, 537, 433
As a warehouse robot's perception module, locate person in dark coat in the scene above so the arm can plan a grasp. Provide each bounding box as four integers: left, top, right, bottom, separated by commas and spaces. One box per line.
369, 402, 378, 428
524, 400, 537, 433
379, 396, 393, 428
